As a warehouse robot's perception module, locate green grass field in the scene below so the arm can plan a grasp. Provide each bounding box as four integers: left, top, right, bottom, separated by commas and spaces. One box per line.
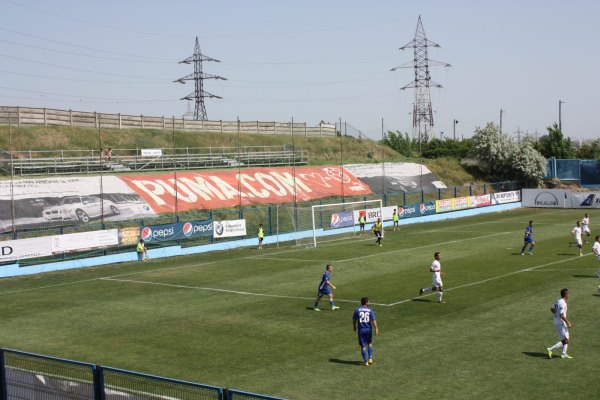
1, 207, 599, 399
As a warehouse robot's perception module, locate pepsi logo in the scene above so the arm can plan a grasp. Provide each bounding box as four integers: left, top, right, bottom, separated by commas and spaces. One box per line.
331, 214, 340, 225
182, 222, 193, 237
141, 227, 153, 241
419, 203, 426, 214
398, 207, 405, 217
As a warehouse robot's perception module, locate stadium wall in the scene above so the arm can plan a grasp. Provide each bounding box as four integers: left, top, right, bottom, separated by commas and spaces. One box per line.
0, 202, 521, 278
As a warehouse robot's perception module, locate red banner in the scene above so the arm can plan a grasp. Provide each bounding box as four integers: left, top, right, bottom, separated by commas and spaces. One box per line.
118, 166, 372, 213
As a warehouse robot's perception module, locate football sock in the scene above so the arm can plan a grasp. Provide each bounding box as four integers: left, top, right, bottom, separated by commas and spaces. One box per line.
562, 344, 568, 354
422, 287, 431, 292
368, 345, 373, 359
529, 245, 534, 253
437, 292, 443, 302
314, 302, 319, 308
550, 342, 563, 351
520, 244, 527, 253
329, 300, 336, 307
361, 347, 368, 362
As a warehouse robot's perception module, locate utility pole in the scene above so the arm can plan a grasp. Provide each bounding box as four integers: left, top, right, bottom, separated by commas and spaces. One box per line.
175, 36, 226, 120
453, 119, 458, 141
559, 99, 565, 131
499, 109, 505, 134
391, 16, 450, 142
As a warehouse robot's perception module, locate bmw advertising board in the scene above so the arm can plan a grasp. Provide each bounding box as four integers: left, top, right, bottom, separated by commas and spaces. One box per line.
330, 211, 354, 228
213, 219, 247, 238
522, 189, 571, 208
140, 220, 213, 242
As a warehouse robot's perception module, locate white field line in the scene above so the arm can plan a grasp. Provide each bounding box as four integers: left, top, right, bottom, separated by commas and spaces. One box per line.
385, 254, 593, 306
0, 208, 569, 297
99, 277, 388, 306
250, 257, 324, 262
335, 232, 511, 263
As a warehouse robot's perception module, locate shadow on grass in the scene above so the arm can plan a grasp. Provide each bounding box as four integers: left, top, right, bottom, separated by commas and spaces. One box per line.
556, 253, 577, 256
572, 275, 598, 279
411, 298, 432, 303
522, 352, 550, 359
329, 358, 364, 366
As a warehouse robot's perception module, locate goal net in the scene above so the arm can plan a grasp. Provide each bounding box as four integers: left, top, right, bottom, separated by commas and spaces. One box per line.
310, 199, 383, 248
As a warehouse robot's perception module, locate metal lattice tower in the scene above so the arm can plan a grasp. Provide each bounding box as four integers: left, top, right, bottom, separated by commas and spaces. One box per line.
391, 16, 450, 141
175, 36, 226, 120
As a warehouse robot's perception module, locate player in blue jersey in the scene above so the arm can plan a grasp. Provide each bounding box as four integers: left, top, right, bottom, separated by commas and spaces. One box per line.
313, 264, 339, 311
353, 297, 379, 366
520, 220, 535, 255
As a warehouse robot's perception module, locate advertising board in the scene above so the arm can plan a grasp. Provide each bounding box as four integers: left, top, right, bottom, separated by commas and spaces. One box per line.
213, 219, 247, 238
140, 220, 213, 242
51, 229, 119, 254
0, 236, 52, 263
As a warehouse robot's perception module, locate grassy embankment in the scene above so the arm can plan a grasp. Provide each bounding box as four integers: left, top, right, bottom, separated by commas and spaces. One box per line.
0, 125, 483, 186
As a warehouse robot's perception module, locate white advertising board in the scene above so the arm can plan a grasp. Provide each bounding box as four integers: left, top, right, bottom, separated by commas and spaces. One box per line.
213, 219, 247, 238
491, 191, 521, 205
571, 192, 600, 208
521, 189, 571, 208
141, 149, 163, 157
352, 206, 396, 224
0, 236, 53, 263
51, 229, 119, 254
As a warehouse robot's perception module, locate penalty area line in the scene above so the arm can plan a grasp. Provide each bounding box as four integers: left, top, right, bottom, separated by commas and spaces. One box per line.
100, 277, 387, 306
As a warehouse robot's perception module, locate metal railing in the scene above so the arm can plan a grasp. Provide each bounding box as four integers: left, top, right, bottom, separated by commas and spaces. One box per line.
3, 146, 309, 176
0, 348, 286, 400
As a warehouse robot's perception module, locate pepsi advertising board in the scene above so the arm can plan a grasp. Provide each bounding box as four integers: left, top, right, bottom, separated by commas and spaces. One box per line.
140, 220, 213, 242
398, 201, 436, 219
330, 211, 354, 228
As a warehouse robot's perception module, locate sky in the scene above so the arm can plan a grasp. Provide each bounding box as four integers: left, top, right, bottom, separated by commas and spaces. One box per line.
1, 0, 599, 141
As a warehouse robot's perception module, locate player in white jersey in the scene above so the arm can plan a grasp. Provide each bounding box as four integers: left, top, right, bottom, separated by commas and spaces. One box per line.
581, 213, 591, 243
418, 252, 445, 303
571, 221, 583, 256
592, 235, 600, 278
546, 288, 572, 359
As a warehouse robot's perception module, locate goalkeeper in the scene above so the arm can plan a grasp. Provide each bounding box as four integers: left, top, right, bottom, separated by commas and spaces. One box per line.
372, 218, 383, 247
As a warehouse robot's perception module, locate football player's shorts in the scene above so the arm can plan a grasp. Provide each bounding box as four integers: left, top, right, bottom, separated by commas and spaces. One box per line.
432, 276, 443, 288
318, 286, 332, 296
555, 323, 569, 341
358, 330, 373, 347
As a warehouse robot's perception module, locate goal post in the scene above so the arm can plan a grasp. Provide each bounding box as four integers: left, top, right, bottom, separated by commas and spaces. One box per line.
310, 199, 383, 248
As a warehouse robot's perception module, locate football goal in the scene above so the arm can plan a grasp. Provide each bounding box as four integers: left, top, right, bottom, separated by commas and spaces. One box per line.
310, 199, 383, 248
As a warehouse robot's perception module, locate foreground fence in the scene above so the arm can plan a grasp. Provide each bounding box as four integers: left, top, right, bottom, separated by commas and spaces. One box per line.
0, 106, 336, 137
0, 348, 285, 400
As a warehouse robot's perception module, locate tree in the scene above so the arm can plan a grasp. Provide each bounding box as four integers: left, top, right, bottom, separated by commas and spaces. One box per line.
470, 122, 546, 186
535, 123, 574, 159
383, 131, 413, 157
575, 139, 600, 160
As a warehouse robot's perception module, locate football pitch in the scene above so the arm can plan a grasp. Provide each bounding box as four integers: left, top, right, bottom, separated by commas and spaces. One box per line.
1, 207, 599, 399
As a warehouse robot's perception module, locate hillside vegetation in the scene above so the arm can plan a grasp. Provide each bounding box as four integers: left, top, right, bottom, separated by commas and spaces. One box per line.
0, 125, 482, 186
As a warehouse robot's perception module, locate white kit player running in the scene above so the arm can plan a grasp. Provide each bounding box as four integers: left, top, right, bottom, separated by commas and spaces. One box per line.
582, 213, 591, 244
546, 288, 573, 359
571, 221, 583, 256
419, 252, 445, 304
593, 235, 600, 278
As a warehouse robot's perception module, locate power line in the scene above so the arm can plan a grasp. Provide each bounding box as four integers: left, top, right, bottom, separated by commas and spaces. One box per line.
0, 38, 176, 63
0, 85, 177, 102
2, 0, 187, 39
0, 69, 171, 84
0, 27, 175, 61
0, 53, 168, 80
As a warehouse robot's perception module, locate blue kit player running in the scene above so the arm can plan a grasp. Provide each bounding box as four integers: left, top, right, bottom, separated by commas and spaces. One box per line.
313, 264, 339, 311
520, 220, 535, 255
353, 297, 379, 366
